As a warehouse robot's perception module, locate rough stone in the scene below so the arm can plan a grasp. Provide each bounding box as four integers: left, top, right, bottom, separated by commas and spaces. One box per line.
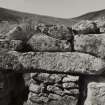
36, 24, 73, 40
48, 95, 78, 105
32, 73, 50, 82
95, 19, 105, 28
27, 33, 71, 52
0, 39, 23, 51
62, 95, 78, 105
19, 52, 105, 75
28, 91, 78, 105
84, 81, 105, 105
1, 51, 105, 75
30, 95, 49, 104
32, 73, 64, 84
48, 74, 64, 83
48, 93, 62, 100
29, 83, 41, 94
62, 75, 79, 82
96, 19, 105, 33
29, 92, 49, 104
63, 82, 78, 89
99, 27, 105, 33
72, 20, 99, 34
0, 51, 22, 71
30, 73, 37, 78
74, 34, 105, 58
64, 89, 79, 95
23, 73, 31, 86
47, 85, 63, 95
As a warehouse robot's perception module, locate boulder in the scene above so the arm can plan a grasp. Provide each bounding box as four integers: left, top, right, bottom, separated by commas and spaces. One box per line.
84, 78, 105, 105
36, 24, 73, 40
27, 33, 71, 52
72, 20, 99, 34
74, 34, 105, 58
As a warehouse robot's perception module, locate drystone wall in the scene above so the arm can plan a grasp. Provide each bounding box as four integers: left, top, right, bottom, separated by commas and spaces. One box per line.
0, 21, 105, 105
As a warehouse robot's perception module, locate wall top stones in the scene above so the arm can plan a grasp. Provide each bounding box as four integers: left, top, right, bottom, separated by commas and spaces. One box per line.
0, 22, 105, 76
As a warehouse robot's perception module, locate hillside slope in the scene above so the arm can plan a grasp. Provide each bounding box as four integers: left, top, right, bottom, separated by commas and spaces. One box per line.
0, 7, 105, 27
0, 7, 76, 26
72, 9, 105, 22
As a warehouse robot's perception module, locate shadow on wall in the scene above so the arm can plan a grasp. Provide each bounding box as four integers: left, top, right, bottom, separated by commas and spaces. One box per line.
9, 73, 29, 105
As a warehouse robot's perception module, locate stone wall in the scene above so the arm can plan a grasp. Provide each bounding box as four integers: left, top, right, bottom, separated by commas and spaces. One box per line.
0, 21, 105, 105
27, 73, 79, 105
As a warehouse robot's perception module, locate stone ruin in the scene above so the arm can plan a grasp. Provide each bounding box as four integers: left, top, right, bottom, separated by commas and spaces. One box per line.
1, 21, 105, 105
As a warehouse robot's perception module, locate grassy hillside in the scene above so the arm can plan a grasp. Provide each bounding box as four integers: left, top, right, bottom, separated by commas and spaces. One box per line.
72, 9, 105, 22
0, 7, 76, 26
0, 7, 105, 27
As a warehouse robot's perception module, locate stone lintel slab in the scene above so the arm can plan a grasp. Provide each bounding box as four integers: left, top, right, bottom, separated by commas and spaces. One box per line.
0, 51, 105, 75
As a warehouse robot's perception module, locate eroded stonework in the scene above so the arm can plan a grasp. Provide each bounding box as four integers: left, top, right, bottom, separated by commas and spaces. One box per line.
28, 73, 79, 105
0, 22, 105, 105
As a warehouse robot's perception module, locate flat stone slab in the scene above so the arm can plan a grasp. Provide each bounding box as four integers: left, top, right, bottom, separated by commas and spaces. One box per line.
19, 52, 105, 74
0, 51, 104, 75
74, 34, 105, 58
